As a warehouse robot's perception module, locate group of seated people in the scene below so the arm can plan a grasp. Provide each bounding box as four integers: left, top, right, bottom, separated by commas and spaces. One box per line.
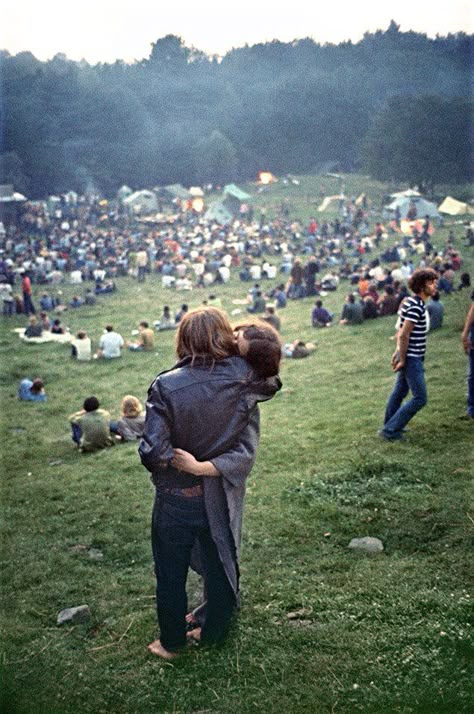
69, 395, 146, 452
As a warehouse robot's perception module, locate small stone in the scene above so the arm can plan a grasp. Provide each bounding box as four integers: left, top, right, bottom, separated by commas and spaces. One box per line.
57, 605, 91, 625
88, 548, 103, 560
348, 536, 384, 554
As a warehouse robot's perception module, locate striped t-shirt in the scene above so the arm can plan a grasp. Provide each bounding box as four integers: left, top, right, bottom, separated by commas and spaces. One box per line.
399, 295, 429, 357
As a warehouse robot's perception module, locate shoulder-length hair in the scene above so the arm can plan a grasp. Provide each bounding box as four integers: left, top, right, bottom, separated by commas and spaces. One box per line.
176, 306, 237, 362
234, 320, 282, 378
121, 395, 143, 418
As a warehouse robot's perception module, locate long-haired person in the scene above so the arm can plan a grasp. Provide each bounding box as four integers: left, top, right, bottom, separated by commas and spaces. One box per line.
139, 307, 281, 659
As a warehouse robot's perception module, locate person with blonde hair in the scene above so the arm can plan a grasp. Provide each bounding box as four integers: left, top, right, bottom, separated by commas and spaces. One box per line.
139, 306, 281, 660
110, 395, 146, 441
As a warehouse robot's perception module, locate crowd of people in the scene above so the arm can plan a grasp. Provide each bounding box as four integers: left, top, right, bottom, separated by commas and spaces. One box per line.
7, 187, 474, 662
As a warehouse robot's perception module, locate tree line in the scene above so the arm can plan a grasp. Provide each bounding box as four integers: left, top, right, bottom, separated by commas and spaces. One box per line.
1, 21, 472, 198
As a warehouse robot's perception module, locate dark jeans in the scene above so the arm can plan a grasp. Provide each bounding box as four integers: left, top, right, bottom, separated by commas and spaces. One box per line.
382, 357, 427, 437
71, 423, 82, 444
468, 346, 474, 417
151, 493, 236, 652
23, 293, 36, 316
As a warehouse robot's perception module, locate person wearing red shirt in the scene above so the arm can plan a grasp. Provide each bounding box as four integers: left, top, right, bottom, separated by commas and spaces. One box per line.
21, 273, 36, 316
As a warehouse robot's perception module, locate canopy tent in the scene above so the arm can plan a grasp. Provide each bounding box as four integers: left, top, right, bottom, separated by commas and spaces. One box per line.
438, 196, 474, 216
384, 195, 440, 220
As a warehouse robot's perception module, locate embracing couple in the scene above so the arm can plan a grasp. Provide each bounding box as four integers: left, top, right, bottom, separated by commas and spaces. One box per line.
139, 306, 282, 659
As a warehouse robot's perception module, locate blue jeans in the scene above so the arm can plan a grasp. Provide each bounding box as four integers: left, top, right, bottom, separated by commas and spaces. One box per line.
151, 494, 235, 652
383, 357, 427, 437
468, 346, 474, 417
71, 423, 82, 444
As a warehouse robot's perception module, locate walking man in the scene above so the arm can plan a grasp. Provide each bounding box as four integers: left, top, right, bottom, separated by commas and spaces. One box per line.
380, 268, 438, 441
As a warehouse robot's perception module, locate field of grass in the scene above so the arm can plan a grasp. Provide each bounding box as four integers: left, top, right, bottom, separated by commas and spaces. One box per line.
1, 175, 473, 713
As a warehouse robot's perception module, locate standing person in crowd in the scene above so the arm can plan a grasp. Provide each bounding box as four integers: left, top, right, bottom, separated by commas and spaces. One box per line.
136, 246, 148, 282
380, 269, 438, 441
427, 292, 444, 330
21, 272, 35, 316
139, 307, 281, 660
460, 294, 474, 419
18, 377, 47, 402
95, 324, 124, 359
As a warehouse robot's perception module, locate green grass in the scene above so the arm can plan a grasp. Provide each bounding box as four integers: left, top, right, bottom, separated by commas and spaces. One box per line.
1, 174, 473, 713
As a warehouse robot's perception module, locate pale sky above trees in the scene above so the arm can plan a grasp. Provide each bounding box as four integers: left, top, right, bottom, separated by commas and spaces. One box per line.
2, 0, 472, 64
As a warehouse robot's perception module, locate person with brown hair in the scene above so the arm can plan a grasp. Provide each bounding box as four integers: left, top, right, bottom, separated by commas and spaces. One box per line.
139, 306, 281, 660
380, 268, 438, 441
233, 319, 282, 378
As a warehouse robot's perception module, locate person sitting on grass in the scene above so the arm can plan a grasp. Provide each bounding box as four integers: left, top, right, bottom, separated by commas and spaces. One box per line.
24, 315, 43, 338
312, 299, 333, 328
109, 395, 146, 441
126, 321, 155, 351
155, 305, 175, 331
71, 330, 92, 361
18, 377, 47, 402
51, 318, 65, 335
69, 396, 115, 452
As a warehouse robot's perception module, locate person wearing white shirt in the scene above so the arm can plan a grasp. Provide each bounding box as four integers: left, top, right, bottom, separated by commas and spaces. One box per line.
96, 325, 124, 359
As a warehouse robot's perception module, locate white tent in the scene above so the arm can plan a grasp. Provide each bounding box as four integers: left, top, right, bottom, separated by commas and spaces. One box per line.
438, 196, 473, 216
390, 189, 421, 199
123, 190, 158, 214
385, 195, 440, 220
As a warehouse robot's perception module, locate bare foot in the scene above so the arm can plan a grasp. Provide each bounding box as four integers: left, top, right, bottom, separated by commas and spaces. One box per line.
186, 627, 201, 642
147, 639, 178, 659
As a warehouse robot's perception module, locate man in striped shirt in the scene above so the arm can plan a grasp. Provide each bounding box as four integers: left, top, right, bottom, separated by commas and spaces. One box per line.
380, 268, 438, 440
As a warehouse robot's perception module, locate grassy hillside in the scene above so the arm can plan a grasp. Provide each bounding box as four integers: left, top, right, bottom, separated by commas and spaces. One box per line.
1, 175, 473, 713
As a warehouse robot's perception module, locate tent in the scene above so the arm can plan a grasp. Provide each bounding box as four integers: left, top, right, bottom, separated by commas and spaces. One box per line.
317, 195, 340, 212
390, 189, 421, 199
223, 184, 251, 202
204, 201, 233, 225
123, 190, 158, 214
384, 195, 440, 220
117, 185, 133, 201
438, 196, 473, 216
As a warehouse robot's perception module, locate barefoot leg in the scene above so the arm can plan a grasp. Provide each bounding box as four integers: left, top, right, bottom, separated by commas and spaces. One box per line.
147, 639, 179, 659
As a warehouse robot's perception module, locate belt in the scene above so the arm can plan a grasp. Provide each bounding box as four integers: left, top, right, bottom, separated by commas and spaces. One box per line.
160, 484, 204, 498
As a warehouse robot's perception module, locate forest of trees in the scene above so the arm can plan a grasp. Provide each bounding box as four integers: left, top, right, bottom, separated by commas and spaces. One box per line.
1, 22, 472, 198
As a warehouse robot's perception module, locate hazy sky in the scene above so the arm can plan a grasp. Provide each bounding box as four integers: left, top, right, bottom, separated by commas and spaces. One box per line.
2, 0, 473, 64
